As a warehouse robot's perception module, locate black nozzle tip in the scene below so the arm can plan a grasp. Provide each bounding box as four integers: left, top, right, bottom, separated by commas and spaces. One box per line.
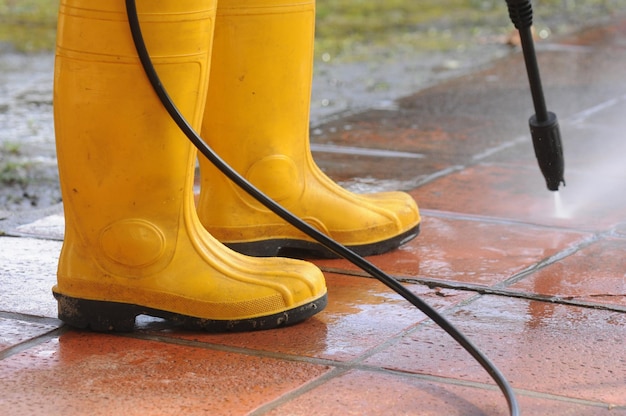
545, 175, 566, 192
529, 112, 565, 191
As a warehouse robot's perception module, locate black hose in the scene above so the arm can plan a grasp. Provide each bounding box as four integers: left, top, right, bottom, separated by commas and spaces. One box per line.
125, 1, 520, 414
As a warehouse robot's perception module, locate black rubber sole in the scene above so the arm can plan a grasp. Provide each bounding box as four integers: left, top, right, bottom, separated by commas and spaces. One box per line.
225, 224, 420, 259
53, 291, 328, 333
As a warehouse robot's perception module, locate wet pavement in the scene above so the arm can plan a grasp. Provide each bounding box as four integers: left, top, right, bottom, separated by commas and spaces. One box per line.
0, 52, 57, 210
1, 15, 626, 416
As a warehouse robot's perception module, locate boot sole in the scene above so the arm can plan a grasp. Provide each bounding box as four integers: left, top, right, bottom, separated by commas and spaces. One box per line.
225, 224, 420, 259
53, 291, 327, 333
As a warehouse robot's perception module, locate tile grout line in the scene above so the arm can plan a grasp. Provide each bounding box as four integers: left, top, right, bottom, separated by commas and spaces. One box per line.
0, 310, 64, 327
345, 364, 625, 412
423, 207, 626, 241
419, 208, 600, 234
396, 92, 626, 204
494, 233, 600, 289
0, 326, 68, 361
417, 278, 626, 313
119, 331, 353, 369
319, 268, 626, 314
508, 387, 626, 412
246, 366, 352, 416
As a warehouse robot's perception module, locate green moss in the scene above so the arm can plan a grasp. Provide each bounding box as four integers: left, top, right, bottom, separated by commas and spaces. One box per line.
314, 0, 626, 62
1, 142, 21, 156
0, 0, 58, 52
0, 142, 24, 185
0, 0, 624, 57
0, 161, 31, 186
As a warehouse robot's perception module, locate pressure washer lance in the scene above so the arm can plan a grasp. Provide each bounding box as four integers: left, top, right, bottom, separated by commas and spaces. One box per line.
505, 0, 565, 191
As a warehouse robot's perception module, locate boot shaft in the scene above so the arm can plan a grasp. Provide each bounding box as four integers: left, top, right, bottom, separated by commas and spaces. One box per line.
202, 0, 316, 165
54, 0, 216, 277
54, 0, 215, 212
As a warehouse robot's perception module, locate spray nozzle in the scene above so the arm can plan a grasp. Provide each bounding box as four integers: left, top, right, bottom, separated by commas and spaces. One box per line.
506, 0, 566, 191
530, 112, 565, 191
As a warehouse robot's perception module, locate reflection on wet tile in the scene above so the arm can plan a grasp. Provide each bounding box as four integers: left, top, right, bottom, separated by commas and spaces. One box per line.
315, 216, 590, 286
365, 295, 626, 406
0, 331, 330, 416
143, 273, 473, 362
510, 237, 626, 308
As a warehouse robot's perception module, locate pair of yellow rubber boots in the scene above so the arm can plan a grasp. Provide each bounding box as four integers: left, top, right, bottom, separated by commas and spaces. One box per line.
52, 0, 420, 332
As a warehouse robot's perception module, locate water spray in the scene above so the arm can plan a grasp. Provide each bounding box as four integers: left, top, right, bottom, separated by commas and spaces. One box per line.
506, 0, 565, 191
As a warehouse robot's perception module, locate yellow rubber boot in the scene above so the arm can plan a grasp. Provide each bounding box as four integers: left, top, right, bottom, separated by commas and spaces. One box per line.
197, 0, 420, 258
52, 0, 326, 332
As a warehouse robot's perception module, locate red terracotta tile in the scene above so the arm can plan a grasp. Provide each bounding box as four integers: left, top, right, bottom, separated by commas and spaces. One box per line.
0, 318, 59, 352
410, 164, 626, 232
312, 109, 508, 166
0, 331, 330, 416
143, 273, 473, 362
364, 295, 626, 406
266, 370, 617, 416
510, 237, 626, 308
313, 150, 447, 188
314, 215, 589, 286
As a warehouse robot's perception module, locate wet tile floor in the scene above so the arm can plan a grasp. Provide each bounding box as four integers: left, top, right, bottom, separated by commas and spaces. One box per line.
1, 17, 626, 416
